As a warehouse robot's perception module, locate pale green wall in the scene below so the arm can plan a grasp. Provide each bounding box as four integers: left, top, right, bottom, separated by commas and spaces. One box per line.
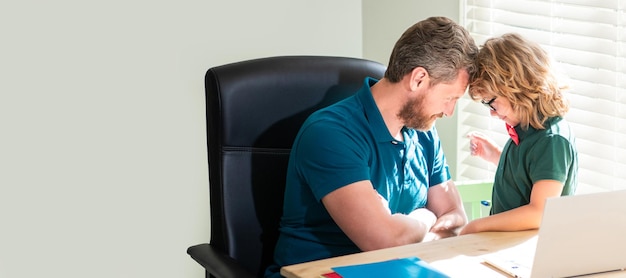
0, 1, 362, 278
362, 0, 462, 178
0, 1, 462, 278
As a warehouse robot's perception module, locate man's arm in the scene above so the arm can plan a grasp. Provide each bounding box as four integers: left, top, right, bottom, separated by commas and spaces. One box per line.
425, 180, 468, 239
322, 180, 435, 252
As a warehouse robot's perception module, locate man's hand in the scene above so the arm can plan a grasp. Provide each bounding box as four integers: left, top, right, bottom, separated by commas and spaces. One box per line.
408, 208, 437, 231
430, 213, 465, 239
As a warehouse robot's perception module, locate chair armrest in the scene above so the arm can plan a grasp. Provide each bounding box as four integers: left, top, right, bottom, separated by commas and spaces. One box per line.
187, 243, 256, 278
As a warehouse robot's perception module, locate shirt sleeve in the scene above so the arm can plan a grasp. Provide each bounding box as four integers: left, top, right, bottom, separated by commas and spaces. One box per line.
293, 118, 371, 201
528, 134, 576, 184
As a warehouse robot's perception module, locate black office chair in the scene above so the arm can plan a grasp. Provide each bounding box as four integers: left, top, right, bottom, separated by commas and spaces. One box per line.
186, 56, 386, 278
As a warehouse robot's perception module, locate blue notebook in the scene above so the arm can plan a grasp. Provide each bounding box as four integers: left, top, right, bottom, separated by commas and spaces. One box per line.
332, 256, 449, 278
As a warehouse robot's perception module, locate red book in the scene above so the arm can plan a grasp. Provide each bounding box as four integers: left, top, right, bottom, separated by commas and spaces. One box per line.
319, 271, 342, 278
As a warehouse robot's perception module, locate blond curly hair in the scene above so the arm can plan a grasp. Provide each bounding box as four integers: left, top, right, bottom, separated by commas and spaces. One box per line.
468, 33, 569, 130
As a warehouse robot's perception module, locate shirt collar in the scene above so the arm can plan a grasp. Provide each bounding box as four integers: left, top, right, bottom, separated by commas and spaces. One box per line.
509, 117, 562, 144
356, 77, 397, 143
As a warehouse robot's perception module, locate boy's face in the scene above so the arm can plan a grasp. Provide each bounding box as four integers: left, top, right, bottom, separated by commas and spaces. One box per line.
478, 93, 520, 127
486, 97, 520, 127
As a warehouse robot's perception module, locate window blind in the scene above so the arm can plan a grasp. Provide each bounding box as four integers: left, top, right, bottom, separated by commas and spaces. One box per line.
460, 0, 626, 193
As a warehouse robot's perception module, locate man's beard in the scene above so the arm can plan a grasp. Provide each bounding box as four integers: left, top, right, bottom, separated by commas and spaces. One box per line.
398, 94, 440, 131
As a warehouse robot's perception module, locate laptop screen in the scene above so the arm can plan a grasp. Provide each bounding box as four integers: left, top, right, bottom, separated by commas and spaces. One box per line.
531, 190, 626, 277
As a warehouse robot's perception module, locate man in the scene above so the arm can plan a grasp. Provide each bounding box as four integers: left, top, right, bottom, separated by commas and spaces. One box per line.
265, 16, 478, 278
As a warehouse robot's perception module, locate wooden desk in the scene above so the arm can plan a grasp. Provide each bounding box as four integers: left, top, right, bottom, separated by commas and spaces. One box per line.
281, 230, 624, 278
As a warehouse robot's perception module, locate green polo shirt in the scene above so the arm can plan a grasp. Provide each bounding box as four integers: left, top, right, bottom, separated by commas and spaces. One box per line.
491, 117, 578, 214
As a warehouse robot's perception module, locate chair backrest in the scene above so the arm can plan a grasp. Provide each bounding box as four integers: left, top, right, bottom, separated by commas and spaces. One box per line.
205, 56, 386, 277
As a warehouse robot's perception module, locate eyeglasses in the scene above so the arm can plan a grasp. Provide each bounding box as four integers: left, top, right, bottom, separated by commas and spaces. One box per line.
481, 97, 497, 111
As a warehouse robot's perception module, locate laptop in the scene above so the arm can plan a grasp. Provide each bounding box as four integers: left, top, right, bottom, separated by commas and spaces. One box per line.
483, 189, 626, 278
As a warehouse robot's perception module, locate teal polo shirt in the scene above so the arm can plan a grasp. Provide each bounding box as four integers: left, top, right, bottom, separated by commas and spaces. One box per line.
491, 116, 578, 214
266, 77, 451, 277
